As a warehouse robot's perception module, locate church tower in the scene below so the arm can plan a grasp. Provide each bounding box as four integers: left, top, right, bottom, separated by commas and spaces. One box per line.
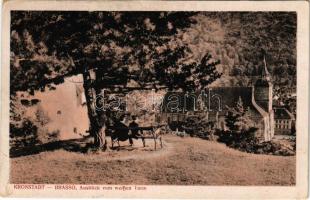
253, 55, 274, 141
254, 56, 273, 112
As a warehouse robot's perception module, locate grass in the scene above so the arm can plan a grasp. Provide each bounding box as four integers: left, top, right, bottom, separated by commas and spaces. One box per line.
10, 135, 295, 185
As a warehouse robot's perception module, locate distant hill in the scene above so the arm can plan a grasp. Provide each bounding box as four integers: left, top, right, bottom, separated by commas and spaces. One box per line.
179, 12, 296, 88
176, 12, 296, 111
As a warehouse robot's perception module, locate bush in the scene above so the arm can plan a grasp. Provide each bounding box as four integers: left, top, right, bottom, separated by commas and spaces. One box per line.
255, 141, 295, 156
10, 119, 40, 148
181, 115, 216, 140
217, 127, 259, 152
217, 128, 295, 156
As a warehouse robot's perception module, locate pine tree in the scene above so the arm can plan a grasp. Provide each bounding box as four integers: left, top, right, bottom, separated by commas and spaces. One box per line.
236, 96, 244, 114
225, 96, 251, 133
225, 110, 239, 132
223, 96, 257, 148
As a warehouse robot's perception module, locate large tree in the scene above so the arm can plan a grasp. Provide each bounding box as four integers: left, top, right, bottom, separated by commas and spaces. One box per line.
10, 11, 221, 149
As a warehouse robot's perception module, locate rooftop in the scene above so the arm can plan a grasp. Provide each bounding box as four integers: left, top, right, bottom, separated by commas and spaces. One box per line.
161, 87, 257, 114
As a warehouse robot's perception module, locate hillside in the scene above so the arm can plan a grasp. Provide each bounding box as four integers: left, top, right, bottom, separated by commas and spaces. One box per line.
183, 12, 296, 79
180, 12, 296, 112
11, 135, 295, 185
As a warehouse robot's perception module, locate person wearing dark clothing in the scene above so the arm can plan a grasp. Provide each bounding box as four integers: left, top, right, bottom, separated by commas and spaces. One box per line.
128, 116, 140, 145
113, 118, 129, 142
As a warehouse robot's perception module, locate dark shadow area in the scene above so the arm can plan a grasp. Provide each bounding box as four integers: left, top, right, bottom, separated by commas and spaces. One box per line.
110, 146, 135, 151
10, 136, 152, 158
10, 137, 92, 158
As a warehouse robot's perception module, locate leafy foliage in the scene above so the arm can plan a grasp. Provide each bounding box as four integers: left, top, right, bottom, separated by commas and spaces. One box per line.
225, 97, 254, 132
205, 12, 297, 72
181, 115, 215, 140
11, 11, 223, 148
218, 96, 259, 151
10, 11, 221, 94
217, 96, 294, 156
10, 119, 39, 148
203, 12, 296, 111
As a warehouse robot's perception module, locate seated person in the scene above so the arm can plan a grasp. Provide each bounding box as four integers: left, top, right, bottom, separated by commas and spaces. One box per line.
128, 116, 140, 145
113, 115, 129, 142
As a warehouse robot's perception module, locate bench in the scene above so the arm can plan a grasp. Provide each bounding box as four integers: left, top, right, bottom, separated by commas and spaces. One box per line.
107, 126, 163, 150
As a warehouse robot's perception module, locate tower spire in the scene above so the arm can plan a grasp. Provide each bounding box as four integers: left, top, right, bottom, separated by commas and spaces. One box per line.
262, 53, 271, 82
264, 55, 269, 74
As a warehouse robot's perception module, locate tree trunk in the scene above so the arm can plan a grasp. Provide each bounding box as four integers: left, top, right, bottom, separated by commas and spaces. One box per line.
82, 70, 108, 150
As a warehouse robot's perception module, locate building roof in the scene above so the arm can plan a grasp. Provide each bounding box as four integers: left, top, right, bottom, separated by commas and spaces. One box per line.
255, 59, 272, 87
161, 87, 263, 116
274, 107, 295, 120
209, 87, 253, 110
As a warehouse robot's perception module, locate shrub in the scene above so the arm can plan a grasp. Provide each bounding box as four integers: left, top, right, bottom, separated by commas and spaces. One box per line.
218, 127, 259, 151
10, 119, 40, 148
218, 128, 295, 156
181, 115, 216, 140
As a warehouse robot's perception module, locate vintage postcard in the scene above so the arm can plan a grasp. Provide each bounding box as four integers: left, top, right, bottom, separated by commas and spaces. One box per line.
0, 0, 309, 199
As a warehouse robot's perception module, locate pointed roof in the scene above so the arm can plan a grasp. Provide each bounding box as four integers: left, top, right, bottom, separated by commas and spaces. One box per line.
255, 55, 272, 87
262, 55, 271, 81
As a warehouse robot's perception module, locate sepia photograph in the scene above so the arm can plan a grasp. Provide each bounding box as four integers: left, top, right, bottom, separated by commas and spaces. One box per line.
0, 1, 309, 199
